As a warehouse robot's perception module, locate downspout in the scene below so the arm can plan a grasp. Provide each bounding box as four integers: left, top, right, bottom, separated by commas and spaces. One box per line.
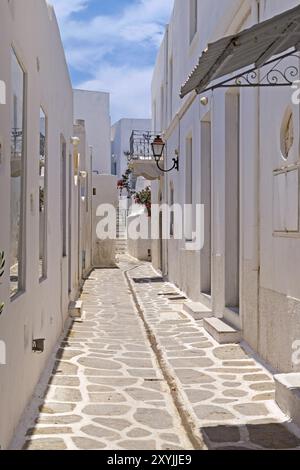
163, 26, 169, 277
253, 0, 261, 352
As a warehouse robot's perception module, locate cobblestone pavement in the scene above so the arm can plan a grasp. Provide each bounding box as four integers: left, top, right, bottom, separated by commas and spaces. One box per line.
121, 257, 300, 450
19, 263, 193, 450
16, 256, 300, 450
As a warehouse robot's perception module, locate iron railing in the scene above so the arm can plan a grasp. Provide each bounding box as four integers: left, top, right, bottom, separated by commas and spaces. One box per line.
129, 131, 161, 161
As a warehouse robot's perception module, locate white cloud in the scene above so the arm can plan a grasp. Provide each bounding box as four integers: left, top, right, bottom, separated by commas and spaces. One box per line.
78, 63, 153, 123
49, 0, 88, 20
50, 0, 174, 121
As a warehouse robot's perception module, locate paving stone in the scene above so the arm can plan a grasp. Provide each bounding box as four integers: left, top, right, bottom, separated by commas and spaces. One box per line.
243, 374, 272, 382
87, 377, 138, 387
48, 376, 80, 387
222, 361, 256, 367
223, 389, 248, 398
125, 388, 164, 401
210, 368, 261, 374
192, 342, 214, 349
27, 427, 72, 436
160, 433, 180, 444
51, 387, 82, 402
35, 415, 82, 425
203, 426, 240, 443
52, 361, 78, 375
234, 403, 269, 416
92, 418, 132, 431
88, 392, 126, 403
249, 382, 275, 392
119, 440, 156, 450
83, 404, 130, 416
252, 392, 275, 401
170, 358, 214, 368
247, 424, 300, 449
185, 389, 214, 403
127, 369, 158, 378
134, 409, 173, 429
78, 357, 122, 370
222, 382, 242, 388
84, 369, 124, 377
175, 369, 215, 385
39, 403, 76, 414
72, 437, 106, 449
127, 428, 152, 438
56, 349, 83, 360
81, 425, 120, 440
194, 405, 235, 421
213, 346, 249, 360
87, 385, 115, 392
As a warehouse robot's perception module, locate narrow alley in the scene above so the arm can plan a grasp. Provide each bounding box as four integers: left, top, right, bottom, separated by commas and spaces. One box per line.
12, 257, 300, 451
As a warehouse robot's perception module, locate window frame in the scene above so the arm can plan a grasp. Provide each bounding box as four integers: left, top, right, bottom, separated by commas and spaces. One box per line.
39, 106, 48, 282
10, 46, 27, 300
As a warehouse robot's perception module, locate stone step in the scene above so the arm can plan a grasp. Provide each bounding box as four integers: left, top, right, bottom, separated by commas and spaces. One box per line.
203, 317, 241, 344
69, 300, 83, 319
182, 301, 213, 321
274, 373, 300, 426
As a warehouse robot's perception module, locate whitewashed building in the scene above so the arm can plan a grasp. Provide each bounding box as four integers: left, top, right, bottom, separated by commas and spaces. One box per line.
150, 0, 300, 378
111, 118, 151, 178
74, 89, 111, 174
0, 0, 116, 449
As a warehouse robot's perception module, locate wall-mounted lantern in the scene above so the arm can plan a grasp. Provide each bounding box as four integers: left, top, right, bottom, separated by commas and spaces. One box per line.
151, 135, 179, 173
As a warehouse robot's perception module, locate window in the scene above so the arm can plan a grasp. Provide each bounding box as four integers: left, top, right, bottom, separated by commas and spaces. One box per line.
10, 50, 26, 297
61, 138, 67, 257
189, 0, 198, 43
39, 108, 47, 280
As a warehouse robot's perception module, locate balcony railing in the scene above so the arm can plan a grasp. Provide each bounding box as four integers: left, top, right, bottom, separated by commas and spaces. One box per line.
129, 131, 161, 161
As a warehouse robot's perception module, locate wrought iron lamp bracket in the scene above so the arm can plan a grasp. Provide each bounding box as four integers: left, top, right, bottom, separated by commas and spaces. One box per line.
201, 50, 300, 92
155, 155, 179, 173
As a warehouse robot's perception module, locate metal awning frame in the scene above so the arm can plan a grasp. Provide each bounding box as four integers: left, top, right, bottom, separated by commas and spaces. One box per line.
197, 48, 300, 94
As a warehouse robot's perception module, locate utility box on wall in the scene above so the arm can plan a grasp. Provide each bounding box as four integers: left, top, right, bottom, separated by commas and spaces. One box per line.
273, 168, 299, 234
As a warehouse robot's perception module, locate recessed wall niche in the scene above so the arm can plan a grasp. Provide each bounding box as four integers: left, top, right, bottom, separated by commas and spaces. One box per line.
280, 108, 294, 160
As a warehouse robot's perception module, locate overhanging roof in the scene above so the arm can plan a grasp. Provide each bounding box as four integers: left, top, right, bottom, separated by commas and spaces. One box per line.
180, 4, 300, 98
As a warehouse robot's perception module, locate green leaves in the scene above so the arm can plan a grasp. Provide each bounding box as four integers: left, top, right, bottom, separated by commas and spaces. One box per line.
0, 251, 5, 280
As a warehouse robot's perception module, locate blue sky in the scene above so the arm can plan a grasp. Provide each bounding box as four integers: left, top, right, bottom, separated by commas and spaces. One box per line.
51, 0, 174, 123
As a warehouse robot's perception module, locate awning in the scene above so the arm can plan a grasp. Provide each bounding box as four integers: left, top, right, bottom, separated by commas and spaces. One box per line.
180, 4, 300, 98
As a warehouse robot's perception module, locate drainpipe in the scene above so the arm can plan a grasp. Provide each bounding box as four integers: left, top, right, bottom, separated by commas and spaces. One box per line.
253, 0, 261, 352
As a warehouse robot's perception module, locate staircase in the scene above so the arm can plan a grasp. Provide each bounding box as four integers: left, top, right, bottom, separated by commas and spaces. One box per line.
116, 205, 128, 255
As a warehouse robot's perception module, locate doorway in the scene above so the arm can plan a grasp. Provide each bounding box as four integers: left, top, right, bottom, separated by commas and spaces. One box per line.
200, 118, 212, 296
225, 92, 240, 314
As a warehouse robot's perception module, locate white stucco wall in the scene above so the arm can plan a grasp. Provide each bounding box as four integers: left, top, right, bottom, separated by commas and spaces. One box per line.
74, 89, 111, 175
111, 118, 151, 178
0, 0, 94, 449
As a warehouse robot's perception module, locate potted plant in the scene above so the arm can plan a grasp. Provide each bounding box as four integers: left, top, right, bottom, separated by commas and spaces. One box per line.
134, 186, 151, 217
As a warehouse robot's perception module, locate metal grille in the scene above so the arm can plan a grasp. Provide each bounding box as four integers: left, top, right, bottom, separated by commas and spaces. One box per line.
130, 131, 161, 160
